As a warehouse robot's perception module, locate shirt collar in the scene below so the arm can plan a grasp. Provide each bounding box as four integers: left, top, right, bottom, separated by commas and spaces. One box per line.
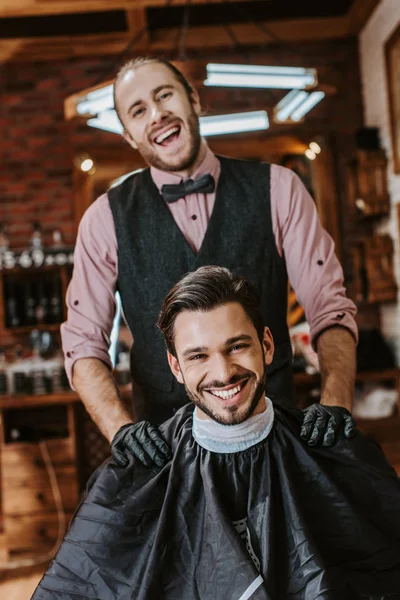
150, 145, 221, 193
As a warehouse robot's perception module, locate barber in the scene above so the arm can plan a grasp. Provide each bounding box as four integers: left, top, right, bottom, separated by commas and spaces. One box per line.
61, 57, 357, 468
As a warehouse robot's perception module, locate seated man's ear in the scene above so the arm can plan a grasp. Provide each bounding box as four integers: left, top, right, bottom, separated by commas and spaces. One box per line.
167, 352, 184, 384
262, 327, 274, 366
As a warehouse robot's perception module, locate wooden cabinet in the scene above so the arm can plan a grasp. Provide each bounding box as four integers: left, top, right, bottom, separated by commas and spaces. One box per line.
347, 149, 390, 219
0, 394, 80, 560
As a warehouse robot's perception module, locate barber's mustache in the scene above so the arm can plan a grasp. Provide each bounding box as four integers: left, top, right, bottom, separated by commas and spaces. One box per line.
200, 371, 254, 391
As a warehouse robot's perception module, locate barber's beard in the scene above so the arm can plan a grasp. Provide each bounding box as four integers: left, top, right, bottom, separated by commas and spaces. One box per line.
184, 369, 267, 426
136, 108, 201, 173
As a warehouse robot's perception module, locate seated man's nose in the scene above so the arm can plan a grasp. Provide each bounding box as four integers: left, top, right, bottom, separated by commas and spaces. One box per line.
213, 358, 233, 380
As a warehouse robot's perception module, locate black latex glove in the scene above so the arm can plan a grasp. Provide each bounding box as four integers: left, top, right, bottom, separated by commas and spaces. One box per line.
111, 421, 172, 468
300, 403, 356, 448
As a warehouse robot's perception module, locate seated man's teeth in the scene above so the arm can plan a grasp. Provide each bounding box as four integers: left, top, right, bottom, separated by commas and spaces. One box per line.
156, 127, 179, 144
212, 384, 242, 399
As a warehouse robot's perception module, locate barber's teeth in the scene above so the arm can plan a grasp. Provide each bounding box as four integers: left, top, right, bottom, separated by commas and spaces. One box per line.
155, 126, 179, 144
211, 384, 242, 399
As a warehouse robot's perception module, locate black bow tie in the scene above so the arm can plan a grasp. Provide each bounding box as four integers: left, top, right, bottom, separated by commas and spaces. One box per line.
161, 174, 215, 204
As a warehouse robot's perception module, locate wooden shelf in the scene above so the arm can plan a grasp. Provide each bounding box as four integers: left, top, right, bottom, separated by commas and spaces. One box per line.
4, 323, 61, 334
0, 391, 79, 410
294, 368, 400, 386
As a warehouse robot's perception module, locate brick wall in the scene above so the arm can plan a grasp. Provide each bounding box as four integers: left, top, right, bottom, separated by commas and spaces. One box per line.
0, 58, 125, 250
0, 57, 128, 348
359, 0, 400, 363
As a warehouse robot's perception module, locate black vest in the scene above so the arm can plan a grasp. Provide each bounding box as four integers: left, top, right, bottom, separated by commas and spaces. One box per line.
108, 157, 293, 418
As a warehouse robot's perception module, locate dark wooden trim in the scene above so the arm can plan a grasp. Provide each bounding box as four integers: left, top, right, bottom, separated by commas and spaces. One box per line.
385, 24, 400, 174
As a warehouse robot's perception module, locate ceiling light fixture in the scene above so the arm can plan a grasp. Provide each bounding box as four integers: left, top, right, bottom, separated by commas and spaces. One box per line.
309, 141, 321, 154
274, 90, 308, 122
88, 109, 269, 137
274, 90, 325, 123
76, 84, 114, 116
199, 110, 269, 136
290, 91, 325, 122
305, 149, 316, 160
204, 63, 318, 90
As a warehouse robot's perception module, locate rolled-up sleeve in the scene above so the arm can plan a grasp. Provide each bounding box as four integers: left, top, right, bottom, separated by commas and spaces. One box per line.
271, 164, 358, 347
61, 194, 118, 388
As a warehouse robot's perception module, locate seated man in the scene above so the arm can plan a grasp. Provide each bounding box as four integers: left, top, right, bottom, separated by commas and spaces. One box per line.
33, 266, 400, 600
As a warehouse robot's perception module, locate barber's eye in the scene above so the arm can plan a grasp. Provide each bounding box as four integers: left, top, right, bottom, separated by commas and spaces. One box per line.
132, 107, 144, 118
159, 92, 172, 101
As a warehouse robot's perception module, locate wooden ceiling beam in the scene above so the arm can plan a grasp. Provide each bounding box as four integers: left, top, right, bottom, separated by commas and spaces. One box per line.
125, 8, 149, 45
347, 0, 381, 34
0, 0, 264, 19
0, 15, 353, 63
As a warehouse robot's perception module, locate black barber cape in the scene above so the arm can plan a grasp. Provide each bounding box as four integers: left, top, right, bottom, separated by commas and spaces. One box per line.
32, 396, 400, 600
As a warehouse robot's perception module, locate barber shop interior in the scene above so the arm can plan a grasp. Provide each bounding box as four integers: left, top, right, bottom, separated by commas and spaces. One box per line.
1, 0, 400, 598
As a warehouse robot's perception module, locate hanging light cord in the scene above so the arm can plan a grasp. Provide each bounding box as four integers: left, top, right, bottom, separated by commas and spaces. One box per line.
225, 0, 281, 44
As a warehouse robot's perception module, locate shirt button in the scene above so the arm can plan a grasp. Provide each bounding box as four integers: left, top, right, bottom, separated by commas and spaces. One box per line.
66, 352, 71, 358
191, 215, 197, 220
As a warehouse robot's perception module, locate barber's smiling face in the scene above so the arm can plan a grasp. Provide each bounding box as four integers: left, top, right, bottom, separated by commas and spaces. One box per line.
115, 62, 203, 173
168, 302, 274, 425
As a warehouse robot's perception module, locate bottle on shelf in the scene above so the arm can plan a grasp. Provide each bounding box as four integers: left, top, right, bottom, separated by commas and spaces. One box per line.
0, 222, 9, 253
24, 280, 37, 326
5, 281, 21, 328
11, 346, 33, 395
31, 221, 43, 249
49, 277, 63, 323
35, 281, 49, 325
0, 347, 9, 395
51, 229, 65, 249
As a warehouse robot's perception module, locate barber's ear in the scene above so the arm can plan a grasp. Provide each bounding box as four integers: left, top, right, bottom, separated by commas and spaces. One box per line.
167, 352, 184, 384
190, 89, 202, 117
122, 129, 138, 150
262, 327, 274, 366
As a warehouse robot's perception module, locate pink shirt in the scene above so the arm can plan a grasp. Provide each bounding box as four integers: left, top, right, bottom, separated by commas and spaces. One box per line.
61, 147, 357, 385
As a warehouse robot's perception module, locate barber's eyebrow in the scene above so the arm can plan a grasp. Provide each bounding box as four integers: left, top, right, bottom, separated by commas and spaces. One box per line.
127, 84, 175, 114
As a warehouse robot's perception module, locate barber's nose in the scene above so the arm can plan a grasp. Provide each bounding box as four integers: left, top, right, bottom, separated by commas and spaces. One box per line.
150, 103, 166, 124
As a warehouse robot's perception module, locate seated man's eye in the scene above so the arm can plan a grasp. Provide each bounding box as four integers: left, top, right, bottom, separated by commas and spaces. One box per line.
190, 354, 205, 361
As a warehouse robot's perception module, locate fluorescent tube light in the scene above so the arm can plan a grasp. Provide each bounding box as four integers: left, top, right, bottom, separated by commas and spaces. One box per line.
88, 109, 269, 137
205, 63, 317, 90
290, 91, 325, 122
76, 84, 114, 115
88, 110, 123, 134
199, 110, 269, 136
275, 90, 308, 122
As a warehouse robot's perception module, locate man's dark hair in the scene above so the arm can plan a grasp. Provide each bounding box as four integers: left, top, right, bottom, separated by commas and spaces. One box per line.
158, 266, 265, 357
113, 56, 194, 123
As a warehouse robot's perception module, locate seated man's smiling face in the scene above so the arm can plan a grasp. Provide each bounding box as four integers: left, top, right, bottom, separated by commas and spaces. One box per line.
168, 302, 274, 425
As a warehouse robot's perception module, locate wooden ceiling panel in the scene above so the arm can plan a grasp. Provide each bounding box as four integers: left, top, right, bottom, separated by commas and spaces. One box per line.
0, 0, 381, 63
0, 0, 265, 19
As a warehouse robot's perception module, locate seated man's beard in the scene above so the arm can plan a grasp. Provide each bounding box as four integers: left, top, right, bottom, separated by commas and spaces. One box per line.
184, 367, 267, 426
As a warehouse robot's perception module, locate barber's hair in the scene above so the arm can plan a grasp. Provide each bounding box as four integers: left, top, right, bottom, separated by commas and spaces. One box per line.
113, 56, 194, 121
158, 266, 264, 357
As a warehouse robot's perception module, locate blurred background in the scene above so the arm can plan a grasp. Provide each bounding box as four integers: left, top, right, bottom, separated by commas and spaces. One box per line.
0, 0, 400, 594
